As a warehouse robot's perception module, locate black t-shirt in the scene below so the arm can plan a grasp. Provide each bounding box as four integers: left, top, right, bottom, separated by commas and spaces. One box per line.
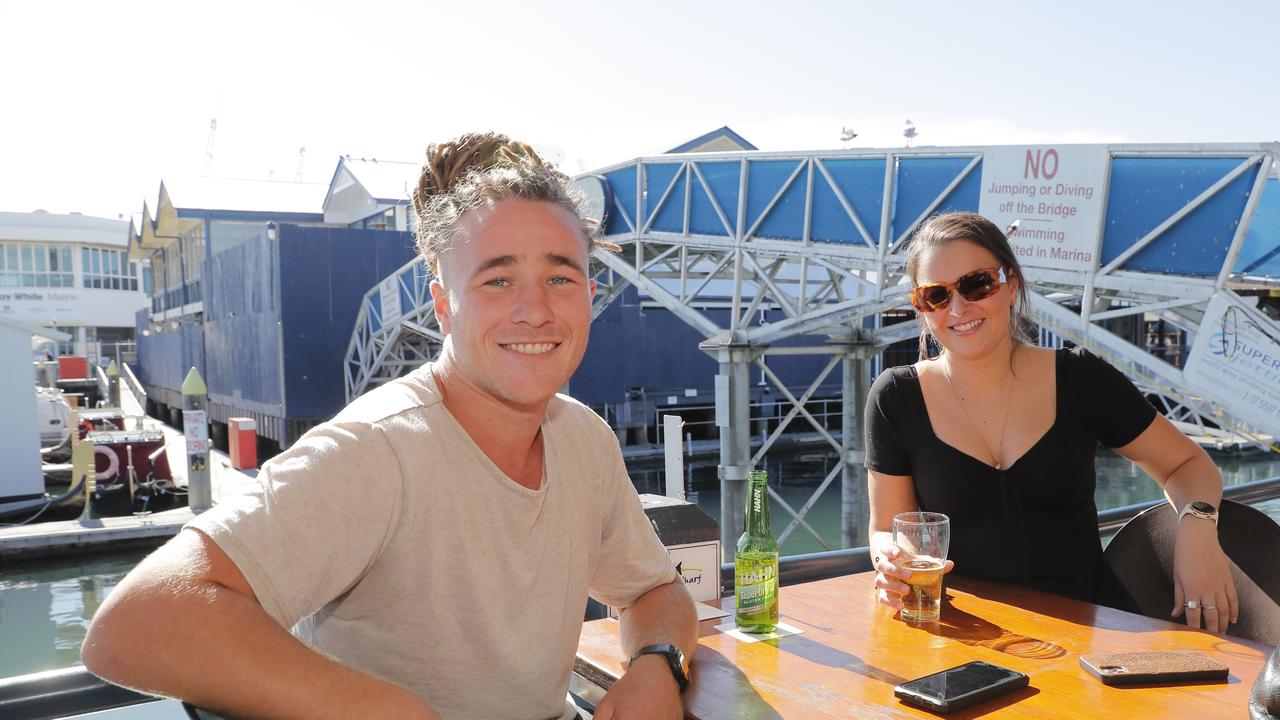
864, 347, 1157, 603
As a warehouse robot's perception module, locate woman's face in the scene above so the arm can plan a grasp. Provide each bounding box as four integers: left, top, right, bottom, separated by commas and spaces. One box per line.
913, 239, 1019, 360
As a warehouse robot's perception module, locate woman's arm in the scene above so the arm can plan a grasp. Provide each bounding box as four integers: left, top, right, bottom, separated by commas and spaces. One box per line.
1114, 413, 1238, 633
867, 470, 953, 610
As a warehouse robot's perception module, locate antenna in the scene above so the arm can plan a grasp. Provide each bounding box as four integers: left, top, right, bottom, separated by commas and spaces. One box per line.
903, 119, 918, 148
202, 118, 218, 177
294, 147, 306, 182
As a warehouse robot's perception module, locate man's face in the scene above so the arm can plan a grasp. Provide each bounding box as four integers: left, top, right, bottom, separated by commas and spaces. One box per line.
430, 199, 596, 410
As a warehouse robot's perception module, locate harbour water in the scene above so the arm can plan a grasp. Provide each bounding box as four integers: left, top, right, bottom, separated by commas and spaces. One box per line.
3, 450, 1280, 679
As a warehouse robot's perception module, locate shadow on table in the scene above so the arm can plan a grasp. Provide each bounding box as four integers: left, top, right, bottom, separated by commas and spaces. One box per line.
773, 635, 907, 686
916, 594, 1067, 660
942, 685, 1041, 719
691, 646, 783, 719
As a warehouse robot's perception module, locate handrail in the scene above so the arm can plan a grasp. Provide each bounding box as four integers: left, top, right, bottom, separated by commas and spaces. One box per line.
93, 365, 109, 404
1097, 474, 1280, 534
120, 361, 147, 410
0, 665, 156, 720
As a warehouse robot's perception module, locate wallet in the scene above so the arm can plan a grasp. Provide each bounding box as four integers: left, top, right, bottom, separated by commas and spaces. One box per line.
1080, 651, 1228, 685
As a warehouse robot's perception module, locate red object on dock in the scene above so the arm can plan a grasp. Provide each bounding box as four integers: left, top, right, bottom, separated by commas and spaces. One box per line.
229, 418, 258, 470
58, 356, 89, 380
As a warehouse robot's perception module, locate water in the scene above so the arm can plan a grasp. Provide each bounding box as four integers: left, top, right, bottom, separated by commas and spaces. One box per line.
0, 551, 136, 678
3, 450, 1280, 679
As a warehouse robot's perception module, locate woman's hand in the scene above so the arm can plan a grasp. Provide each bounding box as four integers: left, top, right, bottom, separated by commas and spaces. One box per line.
871, 536, 954, 611
1170, 519, 1238, 634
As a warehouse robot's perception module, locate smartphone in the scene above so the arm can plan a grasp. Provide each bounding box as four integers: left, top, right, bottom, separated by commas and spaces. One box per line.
893, 661, 1029, 714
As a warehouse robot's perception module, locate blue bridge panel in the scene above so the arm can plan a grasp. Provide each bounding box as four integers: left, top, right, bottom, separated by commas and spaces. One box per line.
605, 166, 638, 235
1101, 157, 1252, 275
643, 163, 684, 233
752, 161, 810, 241
893, 157, 981, 242
810, 167, 860, 245
745, 160, 807, 241
823, 158, 887, 242
1236, 177, 1280, 277
690, 161, 739, 237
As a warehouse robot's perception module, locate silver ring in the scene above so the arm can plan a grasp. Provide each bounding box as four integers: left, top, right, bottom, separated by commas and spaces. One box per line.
1185, 600, 1200, 610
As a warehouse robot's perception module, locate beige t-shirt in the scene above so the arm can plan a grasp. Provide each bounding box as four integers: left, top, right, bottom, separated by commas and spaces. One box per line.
189, 365, 677, 720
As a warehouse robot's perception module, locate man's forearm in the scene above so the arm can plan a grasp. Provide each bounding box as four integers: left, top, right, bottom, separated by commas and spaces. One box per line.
618, 578, 697, 661
83, 550, 436, 719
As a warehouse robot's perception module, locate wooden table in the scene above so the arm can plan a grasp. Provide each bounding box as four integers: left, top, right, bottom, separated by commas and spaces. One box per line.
574, 572, 1272, 718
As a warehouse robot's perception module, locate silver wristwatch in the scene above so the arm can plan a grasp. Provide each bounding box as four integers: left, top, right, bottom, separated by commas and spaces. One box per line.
1178, 501, 1219, 527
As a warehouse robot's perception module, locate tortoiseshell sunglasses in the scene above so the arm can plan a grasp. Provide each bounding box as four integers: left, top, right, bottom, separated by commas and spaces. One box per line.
908, 267, 1008, 313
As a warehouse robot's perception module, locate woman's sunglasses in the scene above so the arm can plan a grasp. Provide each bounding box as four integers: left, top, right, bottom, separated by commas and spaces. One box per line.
909, 266, 1008, 313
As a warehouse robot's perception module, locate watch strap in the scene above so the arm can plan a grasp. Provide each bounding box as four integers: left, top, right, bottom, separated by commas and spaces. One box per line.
629, 643, 689, 692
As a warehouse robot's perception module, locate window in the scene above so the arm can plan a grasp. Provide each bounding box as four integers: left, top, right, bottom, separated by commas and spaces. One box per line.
82, 246, 137, 291
0, 242, 74, 288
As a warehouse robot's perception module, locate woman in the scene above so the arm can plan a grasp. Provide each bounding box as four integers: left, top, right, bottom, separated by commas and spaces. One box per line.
865, 211, 1237, 633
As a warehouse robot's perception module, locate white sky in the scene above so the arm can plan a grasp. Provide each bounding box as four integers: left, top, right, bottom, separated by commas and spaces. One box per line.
1, 0, 1276, 221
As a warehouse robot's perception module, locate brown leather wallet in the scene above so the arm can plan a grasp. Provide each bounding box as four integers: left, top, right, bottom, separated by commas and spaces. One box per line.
1080, 651, 1229, 685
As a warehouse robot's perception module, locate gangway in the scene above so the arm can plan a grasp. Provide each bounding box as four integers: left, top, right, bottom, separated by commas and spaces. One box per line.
346, 142, 1280, 557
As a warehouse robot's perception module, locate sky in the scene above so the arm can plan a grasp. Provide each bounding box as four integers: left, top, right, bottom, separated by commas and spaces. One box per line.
1, 0, 1276, 221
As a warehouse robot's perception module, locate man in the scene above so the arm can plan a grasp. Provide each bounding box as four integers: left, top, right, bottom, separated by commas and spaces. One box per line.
83, 133, 696, 719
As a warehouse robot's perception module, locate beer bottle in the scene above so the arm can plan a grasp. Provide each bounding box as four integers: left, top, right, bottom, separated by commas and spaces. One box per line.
735, 470, 779, 632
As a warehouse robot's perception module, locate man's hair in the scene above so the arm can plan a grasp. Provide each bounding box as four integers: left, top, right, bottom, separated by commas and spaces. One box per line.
411, 132, 618, 276
905, 211, 1034, 360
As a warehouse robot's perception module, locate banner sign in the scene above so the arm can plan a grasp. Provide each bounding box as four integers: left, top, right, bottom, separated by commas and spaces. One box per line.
978, 145, 1109, 272
1184, 292, 1280, 437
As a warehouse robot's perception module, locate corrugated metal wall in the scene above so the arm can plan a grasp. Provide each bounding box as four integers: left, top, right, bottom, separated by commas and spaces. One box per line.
134, 308, 205, 409
278, 225, 415, 420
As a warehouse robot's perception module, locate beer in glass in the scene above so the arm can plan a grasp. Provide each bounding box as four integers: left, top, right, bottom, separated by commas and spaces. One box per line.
892, 512, 950, 622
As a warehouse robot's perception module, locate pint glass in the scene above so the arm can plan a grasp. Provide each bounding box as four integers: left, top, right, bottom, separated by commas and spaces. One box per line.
892, 512, 950, 622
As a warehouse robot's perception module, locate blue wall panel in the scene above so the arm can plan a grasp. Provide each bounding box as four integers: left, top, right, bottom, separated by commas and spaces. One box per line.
278, 226, 415, 418
1236, 178, 1280, 276
135, 315, 204, 396
204, 236, 284, 408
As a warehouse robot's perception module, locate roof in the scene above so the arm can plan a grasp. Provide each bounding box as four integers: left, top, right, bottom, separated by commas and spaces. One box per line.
0, 316, 71, 341
160, 176, 328, 214
336, 157, 419, 203
666, 126, 758, 154
0, 211, 129, 248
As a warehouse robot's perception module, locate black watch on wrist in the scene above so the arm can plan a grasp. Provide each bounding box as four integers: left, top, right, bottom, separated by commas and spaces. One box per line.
628, 643, 689, 692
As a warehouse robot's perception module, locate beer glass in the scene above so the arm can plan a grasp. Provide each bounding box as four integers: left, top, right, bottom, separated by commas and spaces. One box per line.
892, 512, 950, 622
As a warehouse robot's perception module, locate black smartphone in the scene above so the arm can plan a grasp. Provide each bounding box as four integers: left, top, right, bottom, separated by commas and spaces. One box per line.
893, 661, 1029, 714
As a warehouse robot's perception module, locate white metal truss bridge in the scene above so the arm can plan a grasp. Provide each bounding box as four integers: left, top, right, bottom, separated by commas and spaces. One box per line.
345, 142, 1280, 558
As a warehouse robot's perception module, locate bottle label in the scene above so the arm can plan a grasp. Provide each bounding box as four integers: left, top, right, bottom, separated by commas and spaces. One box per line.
735, 558, 778, 612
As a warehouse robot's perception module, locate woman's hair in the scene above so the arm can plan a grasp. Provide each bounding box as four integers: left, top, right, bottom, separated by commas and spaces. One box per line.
411, 131, 618, 276
905, 211, 1034, 360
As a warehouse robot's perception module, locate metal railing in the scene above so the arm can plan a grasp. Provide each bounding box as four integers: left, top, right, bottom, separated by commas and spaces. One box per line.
120, 362, 147, 412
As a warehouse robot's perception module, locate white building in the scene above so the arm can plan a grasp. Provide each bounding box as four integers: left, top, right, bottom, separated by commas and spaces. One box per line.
0, 211, 148, 360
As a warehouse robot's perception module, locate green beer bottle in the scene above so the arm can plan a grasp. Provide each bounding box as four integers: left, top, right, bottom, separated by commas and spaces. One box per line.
735, 470, 779, 632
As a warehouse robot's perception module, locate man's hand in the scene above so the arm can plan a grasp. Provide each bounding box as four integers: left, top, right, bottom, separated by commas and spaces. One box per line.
593, 654, 683, 720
